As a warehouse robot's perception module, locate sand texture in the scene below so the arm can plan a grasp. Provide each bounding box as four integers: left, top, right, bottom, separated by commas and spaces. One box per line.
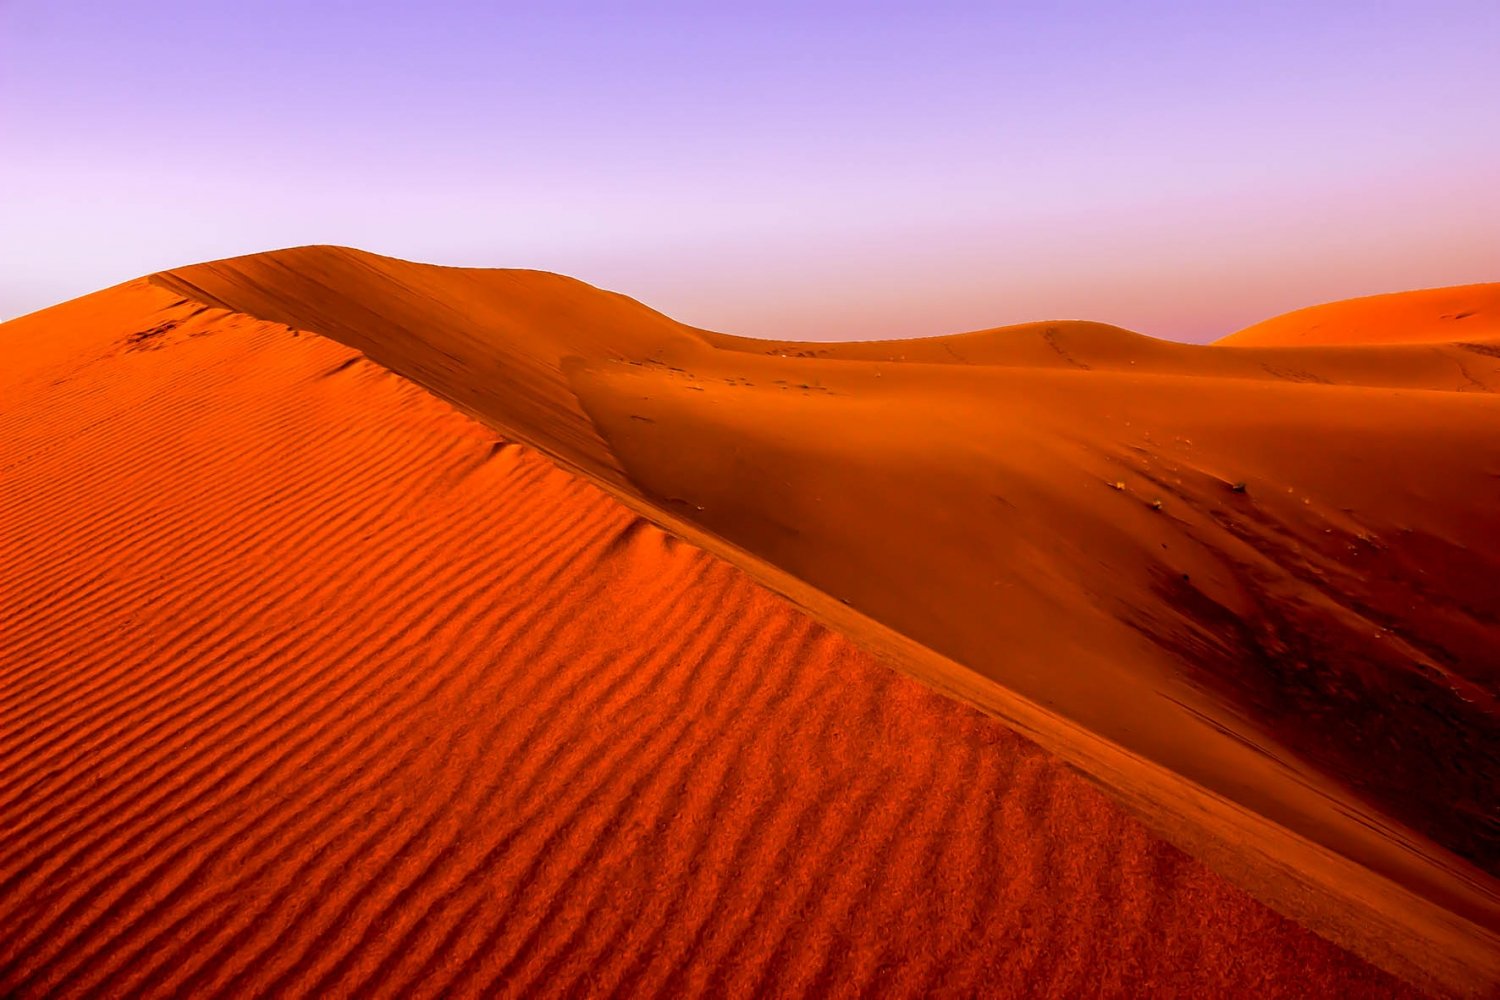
4, 250, 1497, 996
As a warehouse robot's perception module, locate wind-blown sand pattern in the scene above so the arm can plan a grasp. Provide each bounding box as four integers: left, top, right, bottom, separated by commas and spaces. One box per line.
2, 252, 1496, 996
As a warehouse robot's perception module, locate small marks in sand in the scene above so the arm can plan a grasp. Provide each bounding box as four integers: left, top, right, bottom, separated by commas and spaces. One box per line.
319, 355, 368, 378
1260, 363, 1333, 384
1041, 326, 1091, 369
123, 321, 178, 351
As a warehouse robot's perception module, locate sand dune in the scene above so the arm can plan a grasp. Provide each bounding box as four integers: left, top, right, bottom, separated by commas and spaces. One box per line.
145, 248, 1500, 993
3, 249, 1496, 996
0, 279, 1413, 998
1219, 282, 1500, 346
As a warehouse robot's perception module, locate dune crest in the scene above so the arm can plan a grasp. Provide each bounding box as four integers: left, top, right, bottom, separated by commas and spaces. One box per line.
5, 248, 1498, 995
1218, 282, 1500, 346
142, 247, 1500, 996
1, 276, 1419, 998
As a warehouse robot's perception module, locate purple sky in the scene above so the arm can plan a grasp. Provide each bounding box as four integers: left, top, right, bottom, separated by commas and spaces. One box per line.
2, 1, 1496, 341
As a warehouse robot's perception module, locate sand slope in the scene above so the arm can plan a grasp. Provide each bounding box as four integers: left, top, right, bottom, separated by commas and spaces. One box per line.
1219, 282, 1500, 346
0, 280, 1416, 997
140, 248, 1500, 995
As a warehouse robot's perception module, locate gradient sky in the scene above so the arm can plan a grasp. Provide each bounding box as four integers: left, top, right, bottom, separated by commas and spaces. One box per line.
2, 1, 1496, 341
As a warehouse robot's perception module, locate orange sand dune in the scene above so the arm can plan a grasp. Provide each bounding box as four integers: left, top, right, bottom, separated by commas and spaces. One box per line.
0, 280, 1415, 998
1219, 282, 1500, 346
712, 315, 1500, 390
145, 247, 1500, 994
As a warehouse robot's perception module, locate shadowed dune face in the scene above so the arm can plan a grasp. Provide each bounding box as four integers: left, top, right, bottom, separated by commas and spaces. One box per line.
1218, 282, 1500, 346
0, 281, 1417, 998
137, 248, 1500, 996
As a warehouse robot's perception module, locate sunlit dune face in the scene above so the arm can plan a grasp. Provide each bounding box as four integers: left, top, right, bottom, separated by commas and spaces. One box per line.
0, 276, 1417, 998
1220, 283, 1500, 346
4, 249, 1497, 996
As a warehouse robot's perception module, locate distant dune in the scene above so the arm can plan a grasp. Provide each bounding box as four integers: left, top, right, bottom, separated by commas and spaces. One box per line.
3, 249, 1497, 997
1219, 282, 1500, 346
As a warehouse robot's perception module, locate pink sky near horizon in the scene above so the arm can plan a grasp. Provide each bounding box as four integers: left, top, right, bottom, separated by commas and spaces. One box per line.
2, 2, 1496, 342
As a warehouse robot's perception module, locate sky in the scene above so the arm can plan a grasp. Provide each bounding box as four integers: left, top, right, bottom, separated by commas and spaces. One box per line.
2, 1, 1496, 342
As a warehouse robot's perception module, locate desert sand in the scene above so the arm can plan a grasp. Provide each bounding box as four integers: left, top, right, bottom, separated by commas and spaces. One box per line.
2, 249, 1496, 997
1221, 282, 1500, 346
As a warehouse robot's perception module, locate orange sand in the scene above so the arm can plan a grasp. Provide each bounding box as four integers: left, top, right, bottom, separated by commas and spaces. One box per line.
2, 251, 1496, 996
1220, 282, 1500, 346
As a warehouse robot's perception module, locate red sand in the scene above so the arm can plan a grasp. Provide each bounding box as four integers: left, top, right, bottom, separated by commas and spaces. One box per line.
2, 252, 1496, 996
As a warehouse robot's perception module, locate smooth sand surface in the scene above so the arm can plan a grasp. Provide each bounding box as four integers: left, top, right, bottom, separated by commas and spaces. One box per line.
2, 251, 1495, 996
1220, 282, 1500, 346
